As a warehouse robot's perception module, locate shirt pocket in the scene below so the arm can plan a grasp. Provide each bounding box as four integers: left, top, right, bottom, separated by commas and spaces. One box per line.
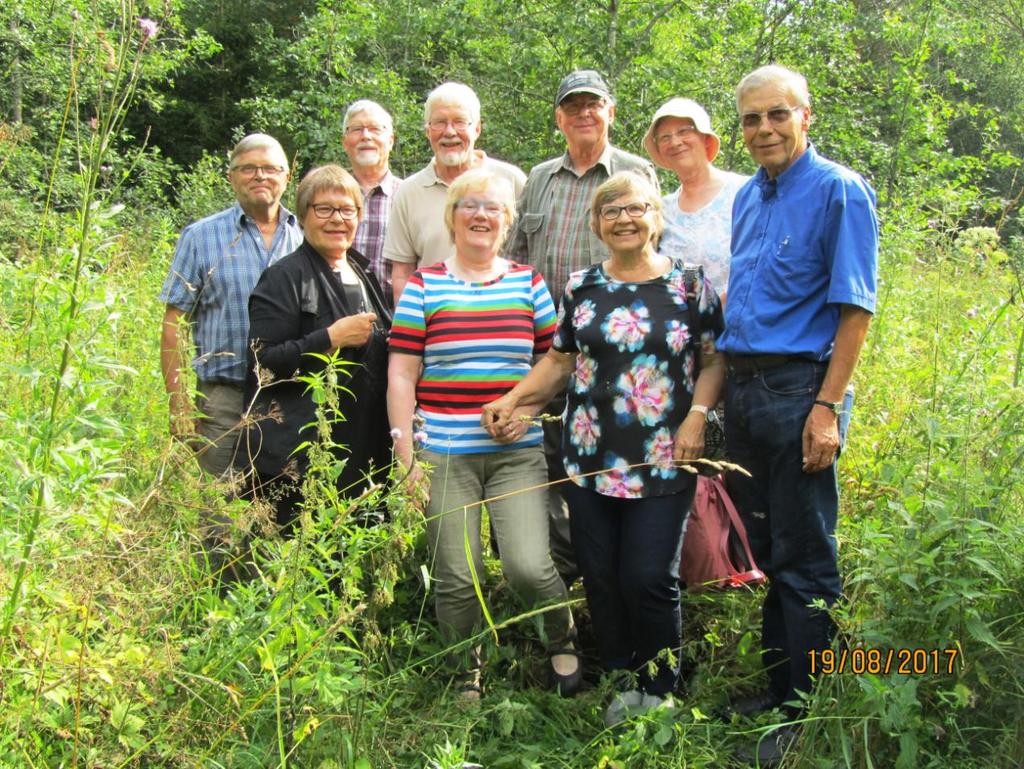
763, 240, 824, 302
520, 212, 546, 255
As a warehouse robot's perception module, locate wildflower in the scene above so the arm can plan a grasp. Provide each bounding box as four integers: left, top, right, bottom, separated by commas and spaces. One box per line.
389, 428, 402, 440
413, 431, 428, 444
89, 117, 98, 131
70, 9, 81, 20
138, 18, 159, 40
966, 307, 978, 319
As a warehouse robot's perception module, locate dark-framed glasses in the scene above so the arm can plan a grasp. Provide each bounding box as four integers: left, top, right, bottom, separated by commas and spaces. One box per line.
740, 105, 804, 129
456, 198, 504, 217
311, 204, 360, 220
599, 202, 652, 220
231, 164, 287, 177
559, 97, 607, 117
654, 125, 699, 146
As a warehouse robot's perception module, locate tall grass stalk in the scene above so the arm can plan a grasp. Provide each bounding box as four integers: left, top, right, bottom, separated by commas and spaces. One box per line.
1, 3, 154, 660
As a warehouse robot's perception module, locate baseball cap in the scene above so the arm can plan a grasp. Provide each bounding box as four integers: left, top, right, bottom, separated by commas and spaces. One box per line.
555, 70, 613, 106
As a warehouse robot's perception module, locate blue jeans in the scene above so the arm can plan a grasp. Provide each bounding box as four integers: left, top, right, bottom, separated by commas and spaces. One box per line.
724, 359, 853, 707
564, 482, 693, 696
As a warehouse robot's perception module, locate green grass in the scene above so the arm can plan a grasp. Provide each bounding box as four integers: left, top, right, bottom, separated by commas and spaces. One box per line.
1, 205, 1022, 769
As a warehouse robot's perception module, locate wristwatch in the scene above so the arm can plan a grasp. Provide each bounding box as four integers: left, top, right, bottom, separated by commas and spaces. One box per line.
813, 399, 842, 415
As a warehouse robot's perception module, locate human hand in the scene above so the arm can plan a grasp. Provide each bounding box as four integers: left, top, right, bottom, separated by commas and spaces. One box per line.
401, 461, 430, 512
801, 405, 840, 473
168, 396, 197, 442
673, 410, 707, 463
480, 394, 517, 438
327, 312, 378, 349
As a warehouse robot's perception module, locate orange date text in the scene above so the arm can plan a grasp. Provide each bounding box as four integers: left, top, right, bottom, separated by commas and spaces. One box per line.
808, 647, 961, 675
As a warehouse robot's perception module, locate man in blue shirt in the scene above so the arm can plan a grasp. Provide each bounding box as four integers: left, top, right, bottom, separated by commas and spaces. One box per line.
719, 65, 878, 762
159, 133, 303, 477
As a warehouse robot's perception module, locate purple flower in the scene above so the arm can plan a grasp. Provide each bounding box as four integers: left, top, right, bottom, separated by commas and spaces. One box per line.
413, 431, 428, 444
389, 428, 402, 440
89, 117, 98, 131
138, 18, 159, 40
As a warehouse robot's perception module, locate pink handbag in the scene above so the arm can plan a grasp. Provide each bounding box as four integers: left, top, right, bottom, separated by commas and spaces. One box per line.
680, 475, 766, 591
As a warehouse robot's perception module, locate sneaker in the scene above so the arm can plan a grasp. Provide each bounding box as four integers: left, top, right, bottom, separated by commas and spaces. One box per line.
603, 689, 643, 727
638, 692, 676, 715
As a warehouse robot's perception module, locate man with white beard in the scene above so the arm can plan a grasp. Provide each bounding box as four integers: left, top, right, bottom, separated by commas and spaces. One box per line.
384, 81, 526, 304
342, 99, 402, 307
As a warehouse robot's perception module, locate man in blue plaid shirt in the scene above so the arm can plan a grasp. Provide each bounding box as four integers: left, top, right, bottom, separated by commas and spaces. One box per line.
159, 133, 303, 477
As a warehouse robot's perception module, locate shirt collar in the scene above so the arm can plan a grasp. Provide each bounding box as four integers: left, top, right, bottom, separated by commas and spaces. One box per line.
753, 143, 816, 200
552, 143, 615, 178
233, 201, 297, 228
363, 169, 399, 196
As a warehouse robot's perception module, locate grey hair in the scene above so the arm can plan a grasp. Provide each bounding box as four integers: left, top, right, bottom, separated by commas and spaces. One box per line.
423, 82, 481, 126
735, 65, 811, 111
229, 133, 289, 171
343, 100, 394, 133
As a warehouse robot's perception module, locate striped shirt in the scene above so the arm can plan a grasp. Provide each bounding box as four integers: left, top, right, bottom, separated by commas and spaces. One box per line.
159, 203, 303, 383
351, 171, 401, 307
390, 261, 556, 454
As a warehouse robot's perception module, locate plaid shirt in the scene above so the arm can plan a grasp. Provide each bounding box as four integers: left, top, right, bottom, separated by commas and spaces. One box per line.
351, 171, 401, 307
504, 145, 658, 307
159, 202, 303, 383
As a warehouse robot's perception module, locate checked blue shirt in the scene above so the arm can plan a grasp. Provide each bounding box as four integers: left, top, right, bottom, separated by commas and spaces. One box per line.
159, 202, 303, 383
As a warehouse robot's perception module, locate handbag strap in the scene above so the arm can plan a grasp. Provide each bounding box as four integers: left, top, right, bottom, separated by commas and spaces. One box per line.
711, 474, 759, 570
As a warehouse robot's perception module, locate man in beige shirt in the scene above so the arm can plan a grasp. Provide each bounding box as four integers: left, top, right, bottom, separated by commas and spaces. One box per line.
384, 81, 526, 304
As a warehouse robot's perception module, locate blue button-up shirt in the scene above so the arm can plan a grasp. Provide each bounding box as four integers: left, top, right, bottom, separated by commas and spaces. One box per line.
159, 202, 303, 382
719, 145, 878, 360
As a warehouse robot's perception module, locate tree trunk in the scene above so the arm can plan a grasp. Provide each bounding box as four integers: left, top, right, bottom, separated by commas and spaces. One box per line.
11, 19, 22, 124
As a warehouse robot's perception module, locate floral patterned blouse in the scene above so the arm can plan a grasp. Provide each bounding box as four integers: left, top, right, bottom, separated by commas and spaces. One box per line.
658, 171, 748, 294
552, 260, 723, 498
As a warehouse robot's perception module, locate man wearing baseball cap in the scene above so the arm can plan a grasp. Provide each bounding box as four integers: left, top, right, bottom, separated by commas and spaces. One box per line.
504, 70, 658, 592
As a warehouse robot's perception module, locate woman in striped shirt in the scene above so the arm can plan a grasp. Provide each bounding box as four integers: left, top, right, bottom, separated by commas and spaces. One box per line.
388, 168, 578, 700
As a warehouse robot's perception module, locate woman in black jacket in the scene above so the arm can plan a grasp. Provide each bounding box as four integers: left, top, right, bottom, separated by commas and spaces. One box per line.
241, 164, 392, 529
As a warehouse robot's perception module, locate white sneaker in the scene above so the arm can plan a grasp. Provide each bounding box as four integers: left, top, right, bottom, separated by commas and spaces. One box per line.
604, 689, 643, 727
638, 692, 676, 715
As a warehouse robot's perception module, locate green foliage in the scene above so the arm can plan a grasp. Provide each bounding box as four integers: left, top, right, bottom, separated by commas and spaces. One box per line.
1, 1, 1024, 768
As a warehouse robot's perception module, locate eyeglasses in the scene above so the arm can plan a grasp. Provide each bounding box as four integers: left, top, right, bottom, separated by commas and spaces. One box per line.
456, 198, 504, 217
740, 105, 805, 129
310, 204, 360, 220
599, 202, 652, 220
344, 123, 389, 137
427, 117, 473, 132
654, 125, 699, 146
231, 164, 287, 177
559, 98, 607, 117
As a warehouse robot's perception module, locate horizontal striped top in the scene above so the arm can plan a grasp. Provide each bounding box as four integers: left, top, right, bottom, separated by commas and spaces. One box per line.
390, 261, 556, 454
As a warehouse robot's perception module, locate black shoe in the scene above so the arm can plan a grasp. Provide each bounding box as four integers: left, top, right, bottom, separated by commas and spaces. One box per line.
549, 648, 582, 697
739, 724, 799, 768
726, 689, 785, 719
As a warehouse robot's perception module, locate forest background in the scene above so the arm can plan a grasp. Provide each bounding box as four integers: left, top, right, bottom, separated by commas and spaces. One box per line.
1, 0, 1023, 767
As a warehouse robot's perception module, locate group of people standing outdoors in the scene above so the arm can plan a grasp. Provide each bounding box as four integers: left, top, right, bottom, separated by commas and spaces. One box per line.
159, 61, 877, 765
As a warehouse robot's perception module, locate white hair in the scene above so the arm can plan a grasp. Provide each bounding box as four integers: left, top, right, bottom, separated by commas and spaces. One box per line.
229, 133, 288, 170
343, 100, 394, 133
735, 65, 811, 111
423, 82, 481, 126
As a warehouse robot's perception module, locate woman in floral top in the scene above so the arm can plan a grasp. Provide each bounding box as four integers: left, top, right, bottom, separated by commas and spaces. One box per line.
482, 172, 724, 725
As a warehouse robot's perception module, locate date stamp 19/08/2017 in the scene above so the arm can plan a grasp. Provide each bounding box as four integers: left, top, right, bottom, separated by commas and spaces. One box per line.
808, 647, 963, 676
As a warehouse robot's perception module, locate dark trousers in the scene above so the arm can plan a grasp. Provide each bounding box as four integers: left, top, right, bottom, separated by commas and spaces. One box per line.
724, 359, 852, 707
565, 482, 692, 696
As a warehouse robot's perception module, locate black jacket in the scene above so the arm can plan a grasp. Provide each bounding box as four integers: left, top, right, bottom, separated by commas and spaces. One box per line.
241, 241, 393, 496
